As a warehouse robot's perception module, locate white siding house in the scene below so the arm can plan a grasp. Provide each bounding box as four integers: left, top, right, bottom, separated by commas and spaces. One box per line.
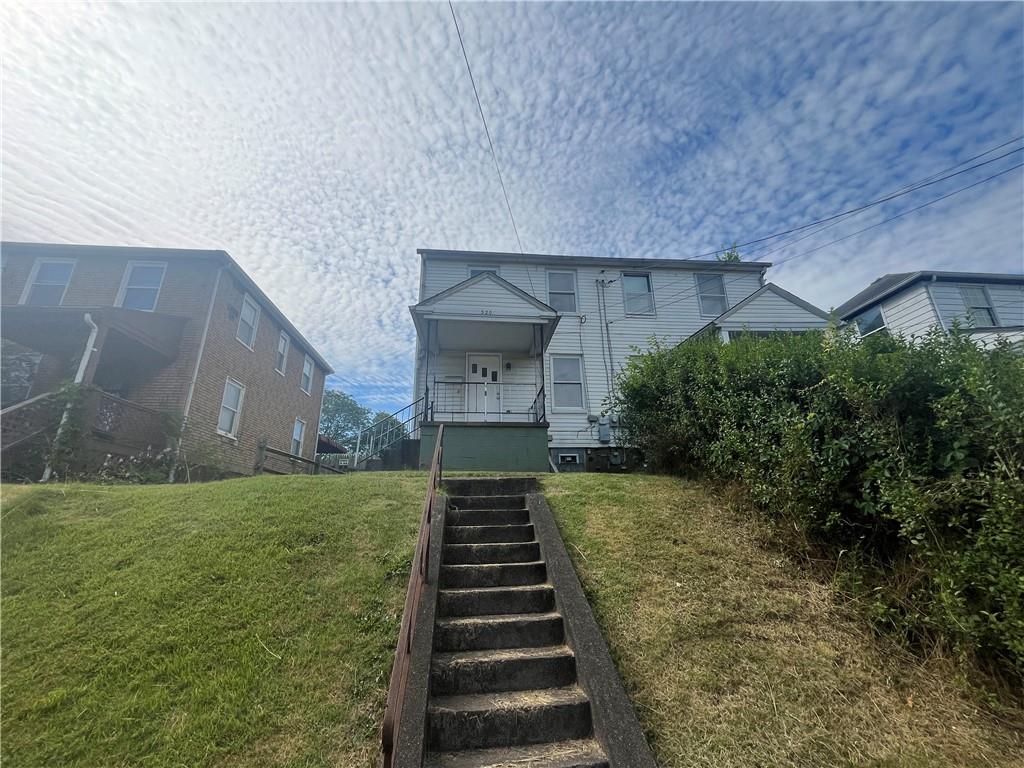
410, 249, 830, 470
837, 271, 1024, 348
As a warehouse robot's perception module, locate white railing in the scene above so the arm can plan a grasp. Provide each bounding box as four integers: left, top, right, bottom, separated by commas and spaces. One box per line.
351, 397, 425, 470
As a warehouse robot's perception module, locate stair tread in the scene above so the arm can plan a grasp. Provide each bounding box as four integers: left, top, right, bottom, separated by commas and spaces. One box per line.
442, 561, 546, 569
425, 739, 607, 768
446, 523, 534, 530
436, 611, 561, 626
433, 644, 573, 665
429, 685, 587, 714
440, 584, 551, 595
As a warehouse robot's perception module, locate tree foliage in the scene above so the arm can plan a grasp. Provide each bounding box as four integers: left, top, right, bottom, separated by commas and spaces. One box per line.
318, 390, 371, 451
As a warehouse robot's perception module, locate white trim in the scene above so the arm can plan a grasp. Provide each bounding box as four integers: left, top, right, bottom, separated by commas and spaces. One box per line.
276, 330, 290, 375
549, 353, 587, 412
19, 257, 76, 306
292, 417, 307, 456
695, 273, 729, 318
183, 268, 222, 420
465, 352, 503, 420
236, 293, 260, 350
620, 271, 655, 316
217, 377, 246, 439
114, 261, 167, 312
300, 354, 314, 395
959, 283, 1001, 327
546, 269, 578, 314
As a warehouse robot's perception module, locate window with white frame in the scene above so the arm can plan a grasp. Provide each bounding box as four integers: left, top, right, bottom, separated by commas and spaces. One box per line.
300, 354, 314, 394
960, 286, 997, 327
696, 274, 728, 316
276, 331, 290, 374
854, 306, 887, 337
621, 272, 655, 315
217, 378, 245, 437
547, 271, 577, 313
291, 418, 306, 455
469, 266, 499, 278
21, 259, 75, 307
116, 262, 166, 311
237, 294, 260, 348
551, 355, 585, 410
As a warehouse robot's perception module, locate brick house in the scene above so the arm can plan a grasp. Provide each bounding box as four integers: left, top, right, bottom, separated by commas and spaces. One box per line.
1, 241, 331, 478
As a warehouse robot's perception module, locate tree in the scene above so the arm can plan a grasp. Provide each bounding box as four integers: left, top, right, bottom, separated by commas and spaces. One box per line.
318, 390, 371, 451
716, 244, 741, 262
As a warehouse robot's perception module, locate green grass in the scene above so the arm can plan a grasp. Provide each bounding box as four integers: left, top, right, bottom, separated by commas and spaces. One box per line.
541, 474, 1024, 768
1, 473, 426, 768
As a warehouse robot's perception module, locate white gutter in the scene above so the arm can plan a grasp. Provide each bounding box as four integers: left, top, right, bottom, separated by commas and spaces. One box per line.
42, 312, 98, 481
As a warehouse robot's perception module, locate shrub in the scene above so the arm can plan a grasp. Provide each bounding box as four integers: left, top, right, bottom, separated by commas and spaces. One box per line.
614, 328, 1024, 678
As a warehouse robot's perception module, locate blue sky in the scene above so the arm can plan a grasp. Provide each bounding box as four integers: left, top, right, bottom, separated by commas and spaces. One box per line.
3, 2, 1022, 413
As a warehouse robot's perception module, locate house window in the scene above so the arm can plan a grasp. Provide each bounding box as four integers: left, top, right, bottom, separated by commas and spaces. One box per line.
621, 272, 654, 315
116, 262, 166, 311
854, 306, 886, 337
551, 355, 585, 410
217, 378, 245, 437
960, 286, 997, 327
276, 331, 290, 374
547, 271, 577, 313
301, 354, 314, 394
291, 418, 306, 456
469, 266, 499, 278
237, 294, 260, 349
696, 274, 728, 317
21, 259, 75, 306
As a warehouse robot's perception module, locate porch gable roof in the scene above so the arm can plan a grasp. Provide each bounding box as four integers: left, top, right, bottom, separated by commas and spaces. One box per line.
412, 272, 557, 318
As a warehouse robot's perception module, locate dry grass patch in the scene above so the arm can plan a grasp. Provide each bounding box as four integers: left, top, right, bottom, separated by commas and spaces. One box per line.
543, 473, 1023, 768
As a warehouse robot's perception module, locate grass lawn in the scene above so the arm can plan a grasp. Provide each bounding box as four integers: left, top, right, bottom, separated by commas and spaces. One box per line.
1, 473, 426, 768
542, 473, 1024, 768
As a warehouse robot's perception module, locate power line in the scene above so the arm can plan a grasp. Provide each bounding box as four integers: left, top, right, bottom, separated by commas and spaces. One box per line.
448, 0, 525, 257
606, 160, 1023, 324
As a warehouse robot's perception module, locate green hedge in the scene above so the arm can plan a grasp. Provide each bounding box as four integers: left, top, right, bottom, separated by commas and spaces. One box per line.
615, 329, 1024, 677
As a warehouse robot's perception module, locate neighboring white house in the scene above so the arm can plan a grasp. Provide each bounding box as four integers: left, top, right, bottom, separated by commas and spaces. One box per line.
408, 249, 830, 471
835, 271, 1024, 347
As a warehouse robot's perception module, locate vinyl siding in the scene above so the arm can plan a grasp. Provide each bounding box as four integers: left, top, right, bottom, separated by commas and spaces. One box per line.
879, 284, 939, 339
928, 282, 1024, 330
717, 291, 829, 331
423, 277, 547, 316
416, 256, 764, 448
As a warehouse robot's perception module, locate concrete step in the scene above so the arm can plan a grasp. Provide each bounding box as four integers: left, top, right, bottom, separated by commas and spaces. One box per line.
443, 477, 539, 497
446, 524, 536, 545
449, 495, 526, 511
431, 645, 576, 695
427, 686, 593, 751
435, 612, 565, 651
438, 584, 555, 617
441, 562, 547, 589
447, 507, 530, 527
424, 739, 608, 768
444, 542, 541, 565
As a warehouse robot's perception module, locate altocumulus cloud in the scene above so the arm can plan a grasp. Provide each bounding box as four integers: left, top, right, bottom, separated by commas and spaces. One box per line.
2, 2, 1021, 411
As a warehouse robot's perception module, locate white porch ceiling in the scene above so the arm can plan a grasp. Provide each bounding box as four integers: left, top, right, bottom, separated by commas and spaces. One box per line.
435, 319, 537, 352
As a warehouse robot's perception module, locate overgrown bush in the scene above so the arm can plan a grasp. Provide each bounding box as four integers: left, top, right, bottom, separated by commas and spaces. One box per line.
614, 328, 1024, 679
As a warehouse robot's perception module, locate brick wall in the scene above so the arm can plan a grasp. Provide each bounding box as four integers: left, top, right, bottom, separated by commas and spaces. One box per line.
179, 270, 327, 475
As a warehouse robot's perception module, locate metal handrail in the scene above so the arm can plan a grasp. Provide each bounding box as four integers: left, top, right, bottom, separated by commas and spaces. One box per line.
381, 424, 444, 768
352, 396, 425, 469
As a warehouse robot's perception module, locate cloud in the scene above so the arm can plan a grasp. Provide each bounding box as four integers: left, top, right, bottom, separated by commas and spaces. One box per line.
2, 2, 1021, 411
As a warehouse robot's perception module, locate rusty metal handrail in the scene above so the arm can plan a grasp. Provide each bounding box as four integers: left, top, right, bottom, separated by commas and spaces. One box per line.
380, 423, 444, 768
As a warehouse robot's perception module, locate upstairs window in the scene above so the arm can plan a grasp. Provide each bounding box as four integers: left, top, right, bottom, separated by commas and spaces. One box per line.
469, 266, 499, 278
116, 262, 166, 311
237, 294, 260, 349
551, 355, 585, 410
217, 378, 245, 437
696, 274, 728, 316
21, 259, 75, 306
301, 354, 314, 394
291, 418, 306, 456
622, 272, 655, 315
960, 286, 997, 327
854, 306, 886, 337
547, 271, 577, 313
276, 331, 290, 374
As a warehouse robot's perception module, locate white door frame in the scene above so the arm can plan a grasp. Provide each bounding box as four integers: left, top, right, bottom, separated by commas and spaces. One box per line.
465, 352, 502, 422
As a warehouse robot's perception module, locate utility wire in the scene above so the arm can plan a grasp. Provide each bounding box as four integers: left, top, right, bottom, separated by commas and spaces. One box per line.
606, 161, 1023, 324
449, 0, 526, 257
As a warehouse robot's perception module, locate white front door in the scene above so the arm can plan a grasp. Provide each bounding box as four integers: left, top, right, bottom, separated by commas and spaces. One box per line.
466, 353, 501, 422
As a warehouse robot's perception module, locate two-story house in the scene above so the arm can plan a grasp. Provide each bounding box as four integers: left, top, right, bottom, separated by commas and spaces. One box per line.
1, 242, 331, 478
409, 248, 830, 472
836, 271, 1024, 347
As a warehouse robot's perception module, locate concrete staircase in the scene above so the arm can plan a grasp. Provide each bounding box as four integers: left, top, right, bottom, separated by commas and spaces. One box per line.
424, 479, 608, 768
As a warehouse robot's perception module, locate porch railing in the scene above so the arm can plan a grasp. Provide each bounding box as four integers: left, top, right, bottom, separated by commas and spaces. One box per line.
380, 423, 444, 768
427, 380, 546, 423
351, 396, 425, 469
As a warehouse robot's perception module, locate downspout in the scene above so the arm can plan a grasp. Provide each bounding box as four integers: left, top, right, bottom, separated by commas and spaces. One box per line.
42, 312, 98, 482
